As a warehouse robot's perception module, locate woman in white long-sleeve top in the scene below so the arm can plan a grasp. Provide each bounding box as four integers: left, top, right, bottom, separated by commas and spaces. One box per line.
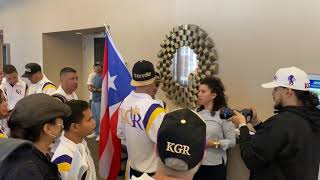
193, 76, 236, 180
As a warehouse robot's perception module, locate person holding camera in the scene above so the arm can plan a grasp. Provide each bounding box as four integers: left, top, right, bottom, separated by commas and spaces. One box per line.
231, 66, 320, 180
193, 76, 236, 180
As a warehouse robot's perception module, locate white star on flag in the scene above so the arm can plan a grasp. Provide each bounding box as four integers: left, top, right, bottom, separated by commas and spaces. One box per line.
108, 72, 117, 90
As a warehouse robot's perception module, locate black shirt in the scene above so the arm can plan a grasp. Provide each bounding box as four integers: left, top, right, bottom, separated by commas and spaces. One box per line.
0, 146, 61, 180
238, 106, 320, 180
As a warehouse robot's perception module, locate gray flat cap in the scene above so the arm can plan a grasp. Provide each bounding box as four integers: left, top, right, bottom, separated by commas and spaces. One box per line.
9, 94, 71, 128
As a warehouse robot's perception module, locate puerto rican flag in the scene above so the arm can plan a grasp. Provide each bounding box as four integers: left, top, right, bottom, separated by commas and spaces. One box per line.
99, 31, 134, 180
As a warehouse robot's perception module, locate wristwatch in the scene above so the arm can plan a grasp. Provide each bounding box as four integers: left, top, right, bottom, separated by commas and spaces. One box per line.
213, 141, 220, 148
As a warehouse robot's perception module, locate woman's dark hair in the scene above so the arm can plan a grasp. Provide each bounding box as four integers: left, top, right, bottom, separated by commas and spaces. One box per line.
0, 89, 5, 103
293, 89, 319, 109
197, 76, 228, 116
9, 118, 57, 142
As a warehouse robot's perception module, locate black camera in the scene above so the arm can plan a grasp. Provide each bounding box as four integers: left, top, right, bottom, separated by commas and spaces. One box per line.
219, 107, 253, 122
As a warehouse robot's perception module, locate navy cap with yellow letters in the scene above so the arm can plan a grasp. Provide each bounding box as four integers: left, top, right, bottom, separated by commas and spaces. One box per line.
157, 108, 206, 171
130, 60, 156, 87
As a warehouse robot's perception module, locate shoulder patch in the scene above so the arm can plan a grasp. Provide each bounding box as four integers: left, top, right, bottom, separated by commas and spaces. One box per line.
52, 154, 72, 172
42, 82, 57, 91
143, 103, 165, 133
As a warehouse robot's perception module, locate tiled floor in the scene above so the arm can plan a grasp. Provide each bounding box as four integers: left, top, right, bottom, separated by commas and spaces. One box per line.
86, 138, 125, 180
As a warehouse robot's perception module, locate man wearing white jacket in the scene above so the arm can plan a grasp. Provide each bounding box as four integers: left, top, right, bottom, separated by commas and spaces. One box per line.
52, 100, 96, 180
22, 63, 57, 95
0, 65, 27, 110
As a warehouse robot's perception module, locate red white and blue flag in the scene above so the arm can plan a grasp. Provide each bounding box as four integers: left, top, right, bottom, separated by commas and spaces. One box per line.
99, 31, 134, 180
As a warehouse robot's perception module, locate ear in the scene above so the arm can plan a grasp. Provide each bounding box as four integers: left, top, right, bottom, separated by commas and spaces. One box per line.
43, 123, 51, 135
60, 74, 64, 82
70, 123, 78, 132
212, 92, 217, 99
286, 88, 294, 97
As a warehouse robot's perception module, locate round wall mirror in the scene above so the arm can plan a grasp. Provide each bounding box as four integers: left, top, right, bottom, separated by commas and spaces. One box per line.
157, 24, 218, 108
171, 46, 198, 87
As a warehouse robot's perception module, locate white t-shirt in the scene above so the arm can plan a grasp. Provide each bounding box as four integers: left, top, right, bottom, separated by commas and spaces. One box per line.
87, 72, 95, 100
0, 78, 27, 110
51, 135, 96, 180
117, 91, 165, 173
27, 75, 56, 95
51, 86, 78, 101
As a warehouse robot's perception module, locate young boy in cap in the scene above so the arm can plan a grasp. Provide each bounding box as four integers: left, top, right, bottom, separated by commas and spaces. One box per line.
51, 100, 97, 180
132, 108, 206, 180
23, 63, 57, 95
117, 60, 165, 178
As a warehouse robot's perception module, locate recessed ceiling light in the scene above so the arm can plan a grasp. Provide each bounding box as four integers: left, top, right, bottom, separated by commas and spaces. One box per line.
75, 32, 82, 35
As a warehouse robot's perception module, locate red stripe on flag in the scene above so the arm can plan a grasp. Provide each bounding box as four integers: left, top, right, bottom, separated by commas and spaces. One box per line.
99, 108, 110, 157
106, 109, 121, 180
99, 32, 121, 180
99, 32, 109, 158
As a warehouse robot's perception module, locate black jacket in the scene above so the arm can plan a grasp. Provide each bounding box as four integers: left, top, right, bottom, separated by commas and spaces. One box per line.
238, 106, 320, 180
0, 141, 61, 180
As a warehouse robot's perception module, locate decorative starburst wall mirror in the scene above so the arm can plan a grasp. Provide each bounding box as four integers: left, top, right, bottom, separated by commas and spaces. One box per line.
157, 24, 218, 108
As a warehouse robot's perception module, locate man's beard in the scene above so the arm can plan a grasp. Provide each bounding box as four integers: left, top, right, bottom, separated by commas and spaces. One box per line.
274, 101, 284, 110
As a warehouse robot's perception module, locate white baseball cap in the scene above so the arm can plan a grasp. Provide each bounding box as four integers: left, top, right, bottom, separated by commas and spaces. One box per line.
261, 66, 310, 91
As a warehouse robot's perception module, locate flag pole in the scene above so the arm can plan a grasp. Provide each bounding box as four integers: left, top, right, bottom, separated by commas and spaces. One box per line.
104, 17, 111, 35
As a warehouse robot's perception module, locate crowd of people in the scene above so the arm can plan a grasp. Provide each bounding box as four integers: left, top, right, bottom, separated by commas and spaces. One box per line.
0, 60, 319, 180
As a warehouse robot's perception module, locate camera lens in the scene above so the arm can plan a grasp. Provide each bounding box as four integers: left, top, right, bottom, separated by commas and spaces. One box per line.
219, 107, 234, 119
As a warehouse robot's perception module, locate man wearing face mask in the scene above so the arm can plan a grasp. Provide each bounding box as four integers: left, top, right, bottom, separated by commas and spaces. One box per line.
0, 94, 71, 180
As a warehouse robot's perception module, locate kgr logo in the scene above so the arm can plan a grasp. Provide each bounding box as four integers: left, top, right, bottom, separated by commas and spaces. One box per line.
166, 142, 190, 155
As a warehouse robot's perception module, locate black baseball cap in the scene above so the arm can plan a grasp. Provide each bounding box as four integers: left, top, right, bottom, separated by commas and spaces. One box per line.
157, 108, 206, 171
9, 94, 71, 128
22, 63, 42, 77
130, 60, 156, 87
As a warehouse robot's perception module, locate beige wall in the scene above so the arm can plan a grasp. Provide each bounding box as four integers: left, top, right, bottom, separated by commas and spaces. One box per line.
1, 0, 320, 118
43, 33, 84, 98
